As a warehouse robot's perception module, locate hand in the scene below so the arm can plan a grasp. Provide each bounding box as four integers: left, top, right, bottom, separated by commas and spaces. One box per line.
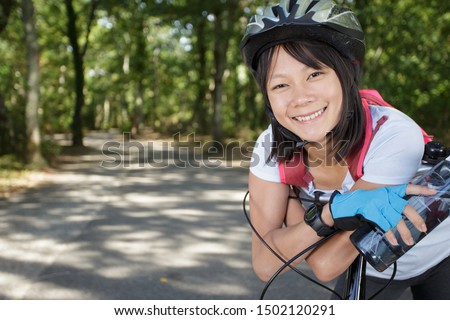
385, 184, 437, 245
329, 184, 436, 245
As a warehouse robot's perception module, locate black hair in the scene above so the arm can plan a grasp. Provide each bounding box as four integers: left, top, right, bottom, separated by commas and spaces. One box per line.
254, 40, 365, 166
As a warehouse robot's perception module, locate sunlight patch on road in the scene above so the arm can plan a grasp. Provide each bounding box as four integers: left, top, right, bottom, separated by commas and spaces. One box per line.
24, 282, 92, 299
201, 189, 247, 202
124, 193, 182, 205
0, 239, 66, 263
182, 242, 231, 255
0, 272, 40, 299
159, 208, 208, 219
96, 266, 137, 279
104, 240, 157, 256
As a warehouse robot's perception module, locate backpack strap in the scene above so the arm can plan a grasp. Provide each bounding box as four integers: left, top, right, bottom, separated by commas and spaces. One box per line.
347, 96, 387, 181
360, 89, 433, 143
279, 152, 312, 188
359, 89, 393, 108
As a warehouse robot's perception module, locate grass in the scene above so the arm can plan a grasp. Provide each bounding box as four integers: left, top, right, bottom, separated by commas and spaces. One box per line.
0, 155, 49, 199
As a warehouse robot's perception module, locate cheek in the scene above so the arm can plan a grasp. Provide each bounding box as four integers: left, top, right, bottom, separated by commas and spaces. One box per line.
330, 109, 342, 129
328, 102, 343, 128
270, 102, 288, 123
329, 86, 344, 121
267, 95, 285, 114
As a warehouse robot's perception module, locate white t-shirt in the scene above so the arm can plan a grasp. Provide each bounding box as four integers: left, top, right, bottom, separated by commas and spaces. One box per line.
250, 105, 450, 280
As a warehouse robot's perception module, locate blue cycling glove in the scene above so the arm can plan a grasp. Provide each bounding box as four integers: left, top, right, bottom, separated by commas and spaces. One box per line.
329, 184, 409, 232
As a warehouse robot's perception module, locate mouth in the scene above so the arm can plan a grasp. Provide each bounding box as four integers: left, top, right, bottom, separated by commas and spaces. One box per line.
293, 107, 326, 122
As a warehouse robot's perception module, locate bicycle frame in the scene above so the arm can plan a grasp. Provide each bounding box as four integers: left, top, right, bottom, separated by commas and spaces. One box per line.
344, 255, 366, 299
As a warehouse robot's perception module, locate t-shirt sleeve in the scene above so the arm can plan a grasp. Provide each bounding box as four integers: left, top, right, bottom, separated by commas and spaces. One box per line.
249, 127, 281, 183
361, 108, 425, 185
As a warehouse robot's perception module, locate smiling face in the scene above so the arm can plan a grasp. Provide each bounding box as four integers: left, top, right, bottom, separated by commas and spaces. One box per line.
266, 46, 343, 144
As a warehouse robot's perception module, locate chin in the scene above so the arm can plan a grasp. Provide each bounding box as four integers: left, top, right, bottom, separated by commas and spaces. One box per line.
299, 134, 327, 145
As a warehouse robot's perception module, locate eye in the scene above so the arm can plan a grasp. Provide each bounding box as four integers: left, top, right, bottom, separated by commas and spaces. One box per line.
308, 71, 323, 80
270, 83, 288, 90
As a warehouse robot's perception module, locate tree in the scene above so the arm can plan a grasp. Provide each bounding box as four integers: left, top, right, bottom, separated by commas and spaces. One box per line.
210, 1, 240, 142
21, 0, 45, 165
355, 0, 449, 142
0, 0, 15, 33
1, 0, 447, 159
64, 0, 98, 146
0, 0, 16, 156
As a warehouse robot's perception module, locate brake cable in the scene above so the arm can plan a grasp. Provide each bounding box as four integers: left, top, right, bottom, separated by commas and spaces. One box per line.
242, 190, 398, 300
242, 191, 343, 299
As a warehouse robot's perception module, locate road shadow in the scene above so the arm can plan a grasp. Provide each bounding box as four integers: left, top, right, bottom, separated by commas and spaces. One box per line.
0, 132, 338, 300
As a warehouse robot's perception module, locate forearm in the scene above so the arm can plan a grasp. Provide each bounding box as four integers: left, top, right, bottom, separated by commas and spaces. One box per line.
299, 203, 358, 281
306, 231, 359, 282
252, 219, 322, 281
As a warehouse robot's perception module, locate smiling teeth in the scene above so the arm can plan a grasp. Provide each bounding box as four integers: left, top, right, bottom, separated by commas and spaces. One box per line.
295, 108, 325, 122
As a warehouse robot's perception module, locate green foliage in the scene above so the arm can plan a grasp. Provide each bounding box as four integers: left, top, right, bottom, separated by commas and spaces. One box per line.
0, 154, 25, 171
357, 0, 449, 143
39, 139, 61, 165
0, 0, 448, 167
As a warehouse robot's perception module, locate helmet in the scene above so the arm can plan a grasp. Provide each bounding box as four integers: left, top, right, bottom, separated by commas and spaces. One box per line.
240, 0, 365, 74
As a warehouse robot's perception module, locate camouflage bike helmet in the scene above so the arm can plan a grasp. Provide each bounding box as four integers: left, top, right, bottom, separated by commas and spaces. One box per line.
240, 0, 365, 75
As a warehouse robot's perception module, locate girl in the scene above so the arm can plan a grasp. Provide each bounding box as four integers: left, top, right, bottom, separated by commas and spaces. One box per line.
240, 0, 450, 299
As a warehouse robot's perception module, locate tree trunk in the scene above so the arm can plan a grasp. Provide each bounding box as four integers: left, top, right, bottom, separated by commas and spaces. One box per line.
0, 95, 12, 155
151, 47, 160, 128
211, 12, 225, 142
211, 4, 238, 142
130, 14, 146, 136
21, 0, 44, 164
0, 1, 15, 155
64, 0, 84, 146
64, 0, 97, 146
0, 0, 15, 34
192, 18, 209, 133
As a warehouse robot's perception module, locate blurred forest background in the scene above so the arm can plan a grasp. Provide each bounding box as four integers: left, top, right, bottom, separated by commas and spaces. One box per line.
0, 0, 449, 167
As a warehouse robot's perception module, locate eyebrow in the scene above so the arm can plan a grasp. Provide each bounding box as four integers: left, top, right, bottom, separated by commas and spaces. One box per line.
268, 73, 286, 81
269, 63, 328, 82
268, 62, 314, 80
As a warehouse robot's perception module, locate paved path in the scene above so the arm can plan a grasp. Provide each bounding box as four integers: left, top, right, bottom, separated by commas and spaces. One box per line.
0, 132, 336, 300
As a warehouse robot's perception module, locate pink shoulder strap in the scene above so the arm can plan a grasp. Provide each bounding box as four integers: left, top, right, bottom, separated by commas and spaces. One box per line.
360, 89, 433, 143
279, 153, 312, 188
347, 96, 374, 181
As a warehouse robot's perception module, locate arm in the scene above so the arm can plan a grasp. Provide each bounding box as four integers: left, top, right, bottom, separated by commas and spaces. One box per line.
250, 171, 434, 282
304, 180, 386, 282
305, 180, 436, 281
248, 171, 324, 281
305, 110, 429, 281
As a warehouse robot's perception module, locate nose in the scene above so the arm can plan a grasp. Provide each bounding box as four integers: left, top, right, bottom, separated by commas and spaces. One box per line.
289, 88, 315, 108
291, 83, 314, 107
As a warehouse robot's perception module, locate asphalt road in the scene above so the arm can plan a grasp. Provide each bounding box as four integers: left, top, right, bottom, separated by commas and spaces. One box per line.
0, 132, 337, 300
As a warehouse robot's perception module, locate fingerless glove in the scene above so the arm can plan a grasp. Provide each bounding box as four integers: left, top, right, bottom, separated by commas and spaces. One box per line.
329, 184, 408, 232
